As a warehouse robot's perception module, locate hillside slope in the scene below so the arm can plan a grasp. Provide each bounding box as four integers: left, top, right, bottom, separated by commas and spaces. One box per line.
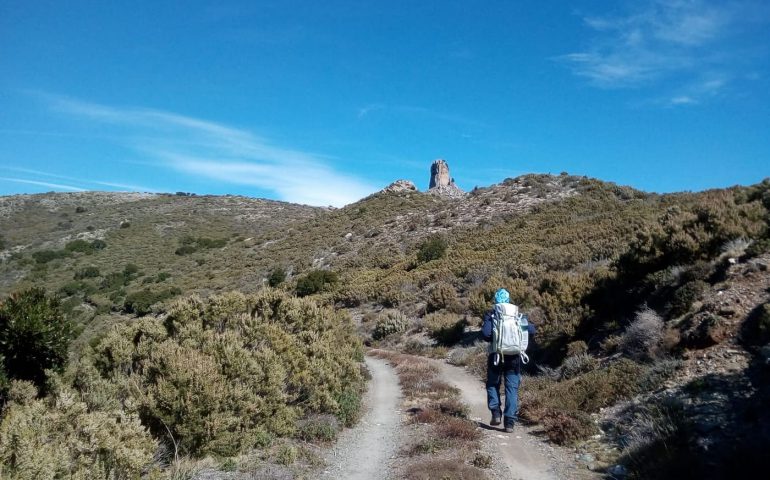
1, 174, 769, 478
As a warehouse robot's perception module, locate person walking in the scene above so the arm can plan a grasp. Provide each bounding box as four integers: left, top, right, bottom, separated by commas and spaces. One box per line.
481, 288, 534, 433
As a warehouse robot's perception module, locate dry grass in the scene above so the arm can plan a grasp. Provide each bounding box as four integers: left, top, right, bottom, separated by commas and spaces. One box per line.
404, 458, 487, 480
370, 349, 488, 479
435, 416, 481, 441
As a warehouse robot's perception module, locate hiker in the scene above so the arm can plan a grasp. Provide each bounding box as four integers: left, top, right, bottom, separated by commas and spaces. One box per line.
481, 288, 535, 433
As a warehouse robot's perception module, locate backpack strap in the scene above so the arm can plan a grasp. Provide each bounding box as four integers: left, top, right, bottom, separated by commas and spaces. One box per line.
520, 352, 529, 365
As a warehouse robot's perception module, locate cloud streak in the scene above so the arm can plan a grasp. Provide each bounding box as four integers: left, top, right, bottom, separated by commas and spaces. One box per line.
558, 0, 769, 103
0, 176, 85, 192
44, 95, 376, 206
1, 166, 157, 193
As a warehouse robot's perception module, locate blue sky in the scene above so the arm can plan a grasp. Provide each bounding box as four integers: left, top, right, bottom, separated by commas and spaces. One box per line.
1, 0, 769, 206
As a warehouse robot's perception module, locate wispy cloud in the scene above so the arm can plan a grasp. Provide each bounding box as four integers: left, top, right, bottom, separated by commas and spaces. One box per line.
558, 0, 769, 103
42, 94, 376, 206
0, 176, 85, 192
1, 166, 157, 193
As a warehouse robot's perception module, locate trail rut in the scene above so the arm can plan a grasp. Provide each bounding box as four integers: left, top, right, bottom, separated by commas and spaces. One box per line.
321, 356, 403, 479
435, 361, 599, 480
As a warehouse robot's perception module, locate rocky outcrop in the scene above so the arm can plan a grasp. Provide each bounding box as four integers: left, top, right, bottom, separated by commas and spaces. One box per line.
429, 159, 451, 189
428, 159, 465, 198
382, 180, 417, 194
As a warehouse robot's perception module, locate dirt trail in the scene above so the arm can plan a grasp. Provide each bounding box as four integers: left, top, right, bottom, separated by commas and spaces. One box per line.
321, 356, 403, 480
436, 361, 563, 480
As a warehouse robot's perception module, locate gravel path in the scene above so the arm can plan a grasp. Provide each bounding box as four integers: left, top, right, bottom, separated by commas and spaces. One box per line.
435, 361, 599, 480
320, 356, 403, 480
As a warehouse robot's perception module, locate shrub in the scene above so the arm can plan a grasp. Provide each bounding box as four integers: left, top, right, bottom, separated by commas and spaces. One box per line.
123, 287, 182, 316
64, 239, 106, 254
426, 282, 460, 313
423, 312, 466, 346
435, 416, 481, 441
175, 245, 197, 256
616, 399, 693, 480
297, 415, 339, 443
31, 249, 68, 264
520, 358, 645, 435
0, 386, 157, 479
565, 340, 588, 357
296, 269, 338, 297
85, 290, 364, 457
196, 237, 227, 249
58, 280, 93, 296
560, 353, 598, 380
335, 387, 363, 427
65, 239, 92, 253
0, 289, 73, 391
175, 236, 227, 256
540, 409, 597, 445
372, 309, 409, 340
275, 444, 297, 466
472, 453, 492, 469
621, 307, 665, 361
74, 266, 100, 279
416, 235, 448, 263
668, 280, 707, 317
268, 267, 287, 287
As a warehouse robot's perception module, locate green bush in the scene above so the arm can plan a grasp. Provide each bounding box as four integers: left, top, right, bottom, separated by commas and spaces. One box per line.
84, 290, 364, 457
31, 249, 68, 264
101, 265, 140, 291
64, 239, 106, 254
423, 312, 467, 346
668, 280, 707, 317
268, 267, 287, 287
372, 309, 409, 340
0, 289, 73, 392
175, 244, 197, 256
417, 235, 448, 263
297, 415, 339, 443
196, 237, 227, 249
0, 381, 157, 479
540, 409, 597, 445
58, 280, 95, 297
74, 266, 100, 279
65, 239, 92, 253
175, 236, 227, 256
296, 269, 338, 297
426, 282, 460, 313
123, 287, 182, 316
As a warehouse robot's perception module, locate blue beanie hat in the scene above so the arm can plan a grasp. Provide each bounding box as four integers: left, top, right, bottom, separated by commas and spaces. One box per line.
494, 288, 510, 304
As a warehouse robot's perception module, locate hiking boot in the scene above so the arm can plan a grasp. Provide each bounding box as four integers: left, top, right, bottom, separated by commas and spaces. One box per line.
490, 411, 502, 426
504, 421, 514, 433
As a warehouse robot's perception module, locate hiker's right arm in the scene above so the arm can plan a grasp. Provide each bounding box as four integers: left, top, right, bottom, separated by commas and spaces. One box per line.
481, 311, 493, 341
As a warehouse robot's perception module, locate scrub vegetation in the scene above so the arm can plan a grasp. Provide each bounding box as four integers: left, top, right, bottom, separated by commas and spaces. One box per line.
1, 175, 769, 477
